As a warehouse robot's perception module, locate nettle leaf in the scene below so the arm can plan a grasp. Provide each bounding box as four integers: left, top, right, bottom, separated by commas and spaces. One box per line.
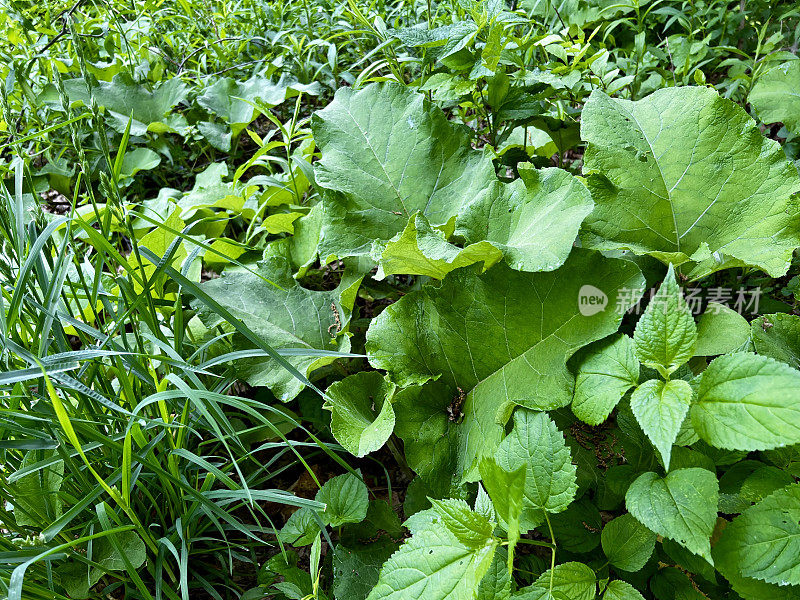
454, 165, 593, 273
750, 60, 800, 134
333, 538, 398, 600
571, 333, 639, 425
630, 378, 693, 470
513, 562, 596, 600
580, 87, 800, 279
368, 249, 643, 488
476, 548, 511, 600
695, 302, 750, 356
691, 353, 800, 451
752, 314, 800, 369
316, 472, 369, 527
366, 504, 497, 600
626, 468, 718, 562
601, 580, 646, 600
479, 458, 525, 559
431, 498, 495, 549
312, 82, 496, 260
714, 483, 800, 587
601, 513, 656, 572
495, 409, 577, 530
197, 255, 361, 401
633, 264, 696, 375
325, 372, 396, 458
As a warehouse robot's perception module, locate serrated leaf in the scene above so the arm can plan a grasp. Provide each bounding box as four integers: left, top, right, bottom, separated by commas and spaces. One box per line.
325, 372, 396, 457
572, 333, 639, 425
479, 458, 525, 564
496, 409, 577, 531
278, 507, 321, 547
601, 513, 656, 572
752, 314, 800, 369
197, 255, 361, 401
750, 60, 800, 133
626, 468, 718, 563
602, 580, 646, 600
312, 82, 496, 260
694, 302, 750, 356
431, 498, 495, 549
316, 473, 369, 527
369, 249, 644, 488
366, 507, 497, 600
455, 165, 594, 273
633, 264, 697, 374
714, 483, 800, 586
630, 378, 693, 470
512, 562, 596, 600
580, 87, 800, 279
333, 539, 399, 600
691, 353, 800, 451
476, 548, 511, 600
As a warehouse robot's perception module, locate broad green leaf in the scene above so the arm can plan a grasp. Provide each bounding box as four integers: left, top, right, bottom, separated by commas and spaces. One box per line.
316, 473, 369, 527
630, 379, 693, 470
694, 302, 750, 356
601, 513, 656, 572
10, 450, 63, 528
366, 506, 497, 600
714, 483, 800, 586
333, 539, 399, 600
751, 314, 800, 369
580, 87, 800, 279
198, 75, 320, 135
479, 458, 525, 564
691, 353, 800, 451
430, 498, 495, 549
57, 532, 146, 600
512, 562, 596, 600
368, 250, 643, 487
602, 580, 646, 600
42, 73, 188, 135
325, 372, 396, 457
455, 165, 594, 273
178, 162, 257, 217
476, 548, 511, 600
375, 212, 502, 279
495, 409, 577, 530
633, 264, 696, 375
312, 82, 496, 260
625, 468, 718, 562
278, 507, 321, 547
119, 148, 160, 179
572, 333, 639, 425
750, 60, 800, 133
197, 255, 361, 401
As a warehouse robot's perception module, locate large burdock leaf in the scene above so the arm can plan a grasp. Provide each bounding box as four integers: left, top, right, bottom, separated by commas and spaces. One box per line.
580, 87, 800, 279
625, 468, 718, 562
197, 256, 362, 401
455, 165, 593, 273
691, 353, 800, 451
312, 83, 497, 260
750, 60, 800, 134
366, 504, 497, 600
324, 372, 397, 457
44, 73, 188, 136
714, 483, 800, 587
368, 249, 643, 488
